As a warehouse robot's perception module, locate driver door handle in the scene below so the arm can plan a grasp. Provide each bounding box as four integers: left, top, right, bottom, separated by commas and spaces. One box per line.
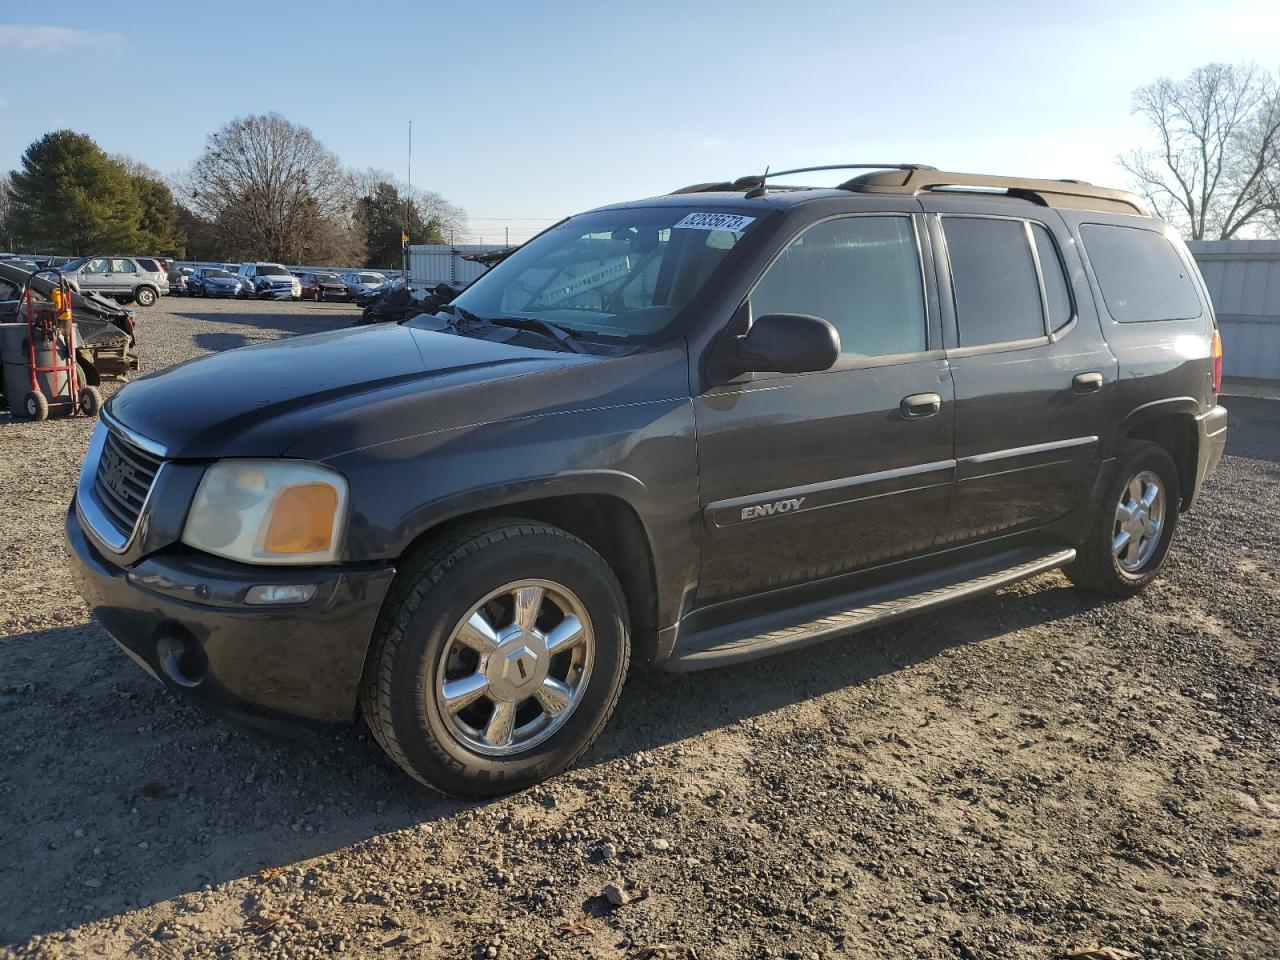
900, 393, 942, 419
1072, 372, 1104, 393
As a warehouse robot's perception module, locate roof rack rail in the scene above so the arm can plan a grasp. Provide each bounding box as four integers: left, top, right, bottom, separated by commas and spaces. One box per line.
669, 163, 936, 195
839, 168, 1149, 217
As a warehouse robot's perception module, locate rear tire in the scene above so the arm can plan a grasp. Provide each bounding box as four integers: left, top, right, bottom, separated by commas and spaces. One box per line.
360, 520, 630, 798
1066, 440, 1180, 597
134, 286, 157, 307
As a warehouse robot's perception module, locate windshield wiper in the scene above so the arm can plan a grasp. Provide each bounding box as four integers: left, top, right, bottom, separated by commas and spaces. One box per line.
488, 315, 587, 353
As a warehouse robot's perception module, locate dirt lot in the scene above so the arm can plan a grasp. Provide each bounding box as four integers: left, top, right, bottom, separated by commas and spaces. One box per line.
0, 298, 1277, 959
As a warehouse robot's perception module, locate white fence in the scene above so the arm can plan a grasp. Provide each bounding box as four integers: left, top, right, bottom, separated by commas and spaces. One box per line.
1189, 239, 1280, 384
408, 244, 507, 289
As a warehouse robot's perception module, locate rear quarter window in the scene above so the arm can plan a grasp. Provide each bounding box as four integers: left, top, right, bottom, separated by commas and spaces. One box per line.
1080, 224, 1203, 323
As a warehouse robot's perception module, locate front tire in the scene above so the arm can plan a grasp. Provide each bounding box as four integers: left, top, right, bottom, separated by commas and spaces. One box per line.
1067, 440, 1180, 597
360, 520, 630, 797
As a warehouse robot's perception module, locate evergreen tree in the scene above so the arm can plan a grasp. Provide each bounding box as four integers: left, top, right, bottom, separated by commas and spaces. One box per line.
8, 131, 142, 254
130, 174, 186, 257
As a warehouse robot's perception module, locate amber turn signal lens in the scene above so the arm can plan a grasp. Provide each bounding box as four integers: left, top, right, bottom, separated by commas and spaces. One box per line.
263, 483, 339, 554
1211, 329, 1223, 395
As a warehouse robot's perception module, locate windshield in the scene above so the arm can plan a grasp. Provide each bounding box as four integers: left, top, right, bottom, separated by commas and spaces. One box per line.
446, 206, 756, 341
358, 273, 385, 284
259, 264, 289, 277
316, 273, 340, 281
207, 269, 233, 279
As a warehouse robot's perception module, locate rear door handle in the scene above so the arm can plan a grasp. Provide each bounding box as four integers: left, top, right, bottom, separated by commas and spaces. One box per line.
1072, 372, 1104, 394
900, 392, 942, 419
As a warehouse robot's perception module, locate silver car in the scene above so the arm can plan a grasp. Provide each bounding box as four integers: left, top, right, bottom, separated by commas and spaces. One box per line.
60, 256, 168, 307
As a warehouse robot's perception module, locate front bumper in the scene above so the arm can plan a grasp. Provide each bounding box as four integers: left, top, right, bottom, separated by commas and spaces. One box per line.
66, 503, 396, 734
1188, 403, 1228, 509
257, 286, 299, 300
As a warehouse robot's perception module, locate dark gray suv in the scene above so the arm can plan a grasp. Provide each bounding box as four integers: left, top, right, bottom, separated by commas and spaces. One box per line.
66, 164, 1227, 797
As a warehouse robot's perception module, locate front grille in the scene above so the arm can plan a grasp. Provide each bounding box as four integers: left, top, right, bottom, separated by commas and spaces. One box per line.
94, 429, 163, 536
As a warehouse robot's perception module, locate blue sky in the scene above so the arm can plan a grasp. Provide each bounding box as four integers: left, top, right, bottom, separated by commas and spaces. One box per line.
2, 0, 1278, 242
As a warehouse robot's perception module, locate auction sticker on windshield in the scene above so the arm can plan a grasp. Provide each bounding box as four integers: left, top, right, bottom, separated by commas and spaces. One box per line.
673, 212, 756, 232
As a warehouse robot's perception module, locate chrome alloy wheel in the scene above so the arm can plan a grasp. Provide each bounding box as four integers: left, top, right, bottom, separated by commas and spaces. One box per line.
434, 579, 594, 756
1114, 470, 1165, 574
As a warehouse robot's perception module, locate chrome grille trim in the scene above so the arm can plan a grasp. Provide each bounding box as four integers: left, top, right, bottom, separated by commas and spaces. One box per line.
76, 420, 169, 556
94, 430, 162, 536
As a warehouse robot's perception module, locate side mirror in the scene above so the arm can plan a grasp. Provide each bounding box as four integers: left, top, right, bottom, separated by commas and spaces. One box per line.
732, 313, 840, 376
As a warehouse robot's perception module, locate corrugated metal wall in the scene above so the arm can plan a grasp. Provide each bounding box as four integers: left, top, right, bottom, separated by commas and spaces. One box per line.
408, 244, 507, 288
1189, 239, 1280, 383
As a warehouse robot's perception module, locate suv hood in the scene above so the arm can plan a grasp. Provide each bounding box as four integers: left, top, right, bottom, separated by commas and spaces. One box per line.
106, 323, 600, 459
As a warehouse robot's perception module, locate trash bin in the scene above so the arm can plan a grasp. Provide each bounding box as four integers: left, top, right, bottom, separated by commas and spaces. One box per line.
1, 322, 71, 416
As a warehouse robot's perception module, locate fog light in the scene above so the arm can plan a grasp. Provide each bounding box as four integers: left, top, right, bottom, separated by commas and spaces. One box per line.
245, 583, 317, 605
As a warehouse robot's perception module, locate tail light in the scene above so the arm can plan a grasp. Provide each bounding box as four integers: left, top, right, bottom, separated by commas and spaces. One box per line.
1211, 329, 1223, 396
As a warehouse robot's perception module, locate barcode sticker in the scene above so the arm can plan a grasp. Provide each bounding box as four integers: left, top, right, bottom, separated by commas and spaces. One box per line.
673, 212, 756, 232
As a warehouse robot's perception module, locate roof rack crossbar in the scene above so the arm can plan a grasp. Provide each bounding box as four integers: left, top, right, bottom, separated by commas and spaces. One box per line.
669, 163, 935, 196
838, 169, 1150, 217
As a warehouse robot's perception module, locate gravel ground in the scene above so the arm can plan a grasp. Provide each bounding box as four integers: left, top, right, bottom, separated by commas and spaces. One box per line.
0, 298, 1277, 959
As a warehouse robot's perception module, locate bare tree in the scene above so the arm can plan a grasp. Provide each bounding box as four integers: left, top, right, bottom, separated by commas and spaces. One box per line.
110, 153, 167, 184
183, 114, 363, 263
1120, 63, 1280, 239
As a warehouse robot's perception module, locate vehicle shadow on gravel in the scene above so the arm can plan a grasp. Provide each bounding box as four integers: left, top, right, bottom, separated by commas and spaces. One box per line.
172, 306, 357, 340
0, 576, 1107, 941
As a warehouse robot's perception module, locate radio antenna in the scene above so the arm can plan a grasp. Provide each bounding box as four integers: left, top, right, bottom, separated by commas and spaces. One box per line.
744, 164, 770, 199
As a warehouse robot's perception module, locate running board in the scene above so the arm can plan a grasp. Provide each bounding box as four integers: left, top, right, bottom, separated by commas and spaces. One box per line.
663, 546, 1075, 671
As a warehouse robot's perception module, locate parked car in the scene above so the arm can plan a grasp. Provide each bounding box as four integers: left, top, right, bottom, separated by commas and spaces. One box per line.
237, 262, 301, 300
167, 266, 192, 295
60, 256, 166, 307
300, 271, 347, 301
187, 267, 242, 298
341, 271, 388, 301
66, 164, 1227, 798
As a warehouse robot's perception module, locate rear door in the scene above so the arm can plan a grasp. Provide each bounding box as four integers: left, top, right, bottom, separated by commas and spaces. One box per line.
694, 210, 955, 606
110, 258, 139, 297
924, 199, 1116, 542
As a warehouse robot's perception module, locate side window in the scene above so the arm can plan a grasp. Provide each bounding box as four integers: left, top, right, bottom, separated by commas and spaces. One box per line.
1080, 224, 1202, 323
942, 217, 1044, 346
111, 259, 136, 273
1030, 223, 1073, 332
85, 258, 109, 273
750, 216, 926, 360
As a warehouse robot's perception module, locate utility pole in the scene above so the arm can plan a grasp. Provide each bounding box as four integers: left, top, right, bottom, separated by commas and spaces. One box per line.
402, 120, 412, 284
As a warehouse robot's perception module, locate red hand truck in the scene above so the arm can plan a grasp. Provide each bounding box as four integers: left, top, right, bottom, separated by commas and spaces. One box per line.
15, 269, 103, 421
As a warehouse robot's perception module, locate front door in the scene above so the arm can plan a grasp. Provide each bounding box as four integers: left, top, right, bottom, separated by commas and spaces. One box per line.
79, 257, 111, 295
925, 205, 1116, 542
694, 212, 956, 607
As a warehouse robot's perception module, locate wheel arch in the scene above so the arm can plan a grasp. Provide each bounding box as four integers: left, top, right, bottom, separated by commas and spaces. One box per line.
391, 480, 663, 661
1123, 399, 1198, 511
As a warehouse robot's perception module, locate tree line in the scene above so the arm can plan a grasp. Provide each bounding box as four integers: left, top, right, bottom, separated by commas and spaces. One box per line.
0, 113, 466, 268
3, 64, 1279, 259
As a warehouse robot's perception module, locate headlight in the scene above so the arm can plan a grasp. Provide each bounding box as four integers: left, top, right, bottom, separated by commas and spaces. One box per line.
181, 460, 348, 564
